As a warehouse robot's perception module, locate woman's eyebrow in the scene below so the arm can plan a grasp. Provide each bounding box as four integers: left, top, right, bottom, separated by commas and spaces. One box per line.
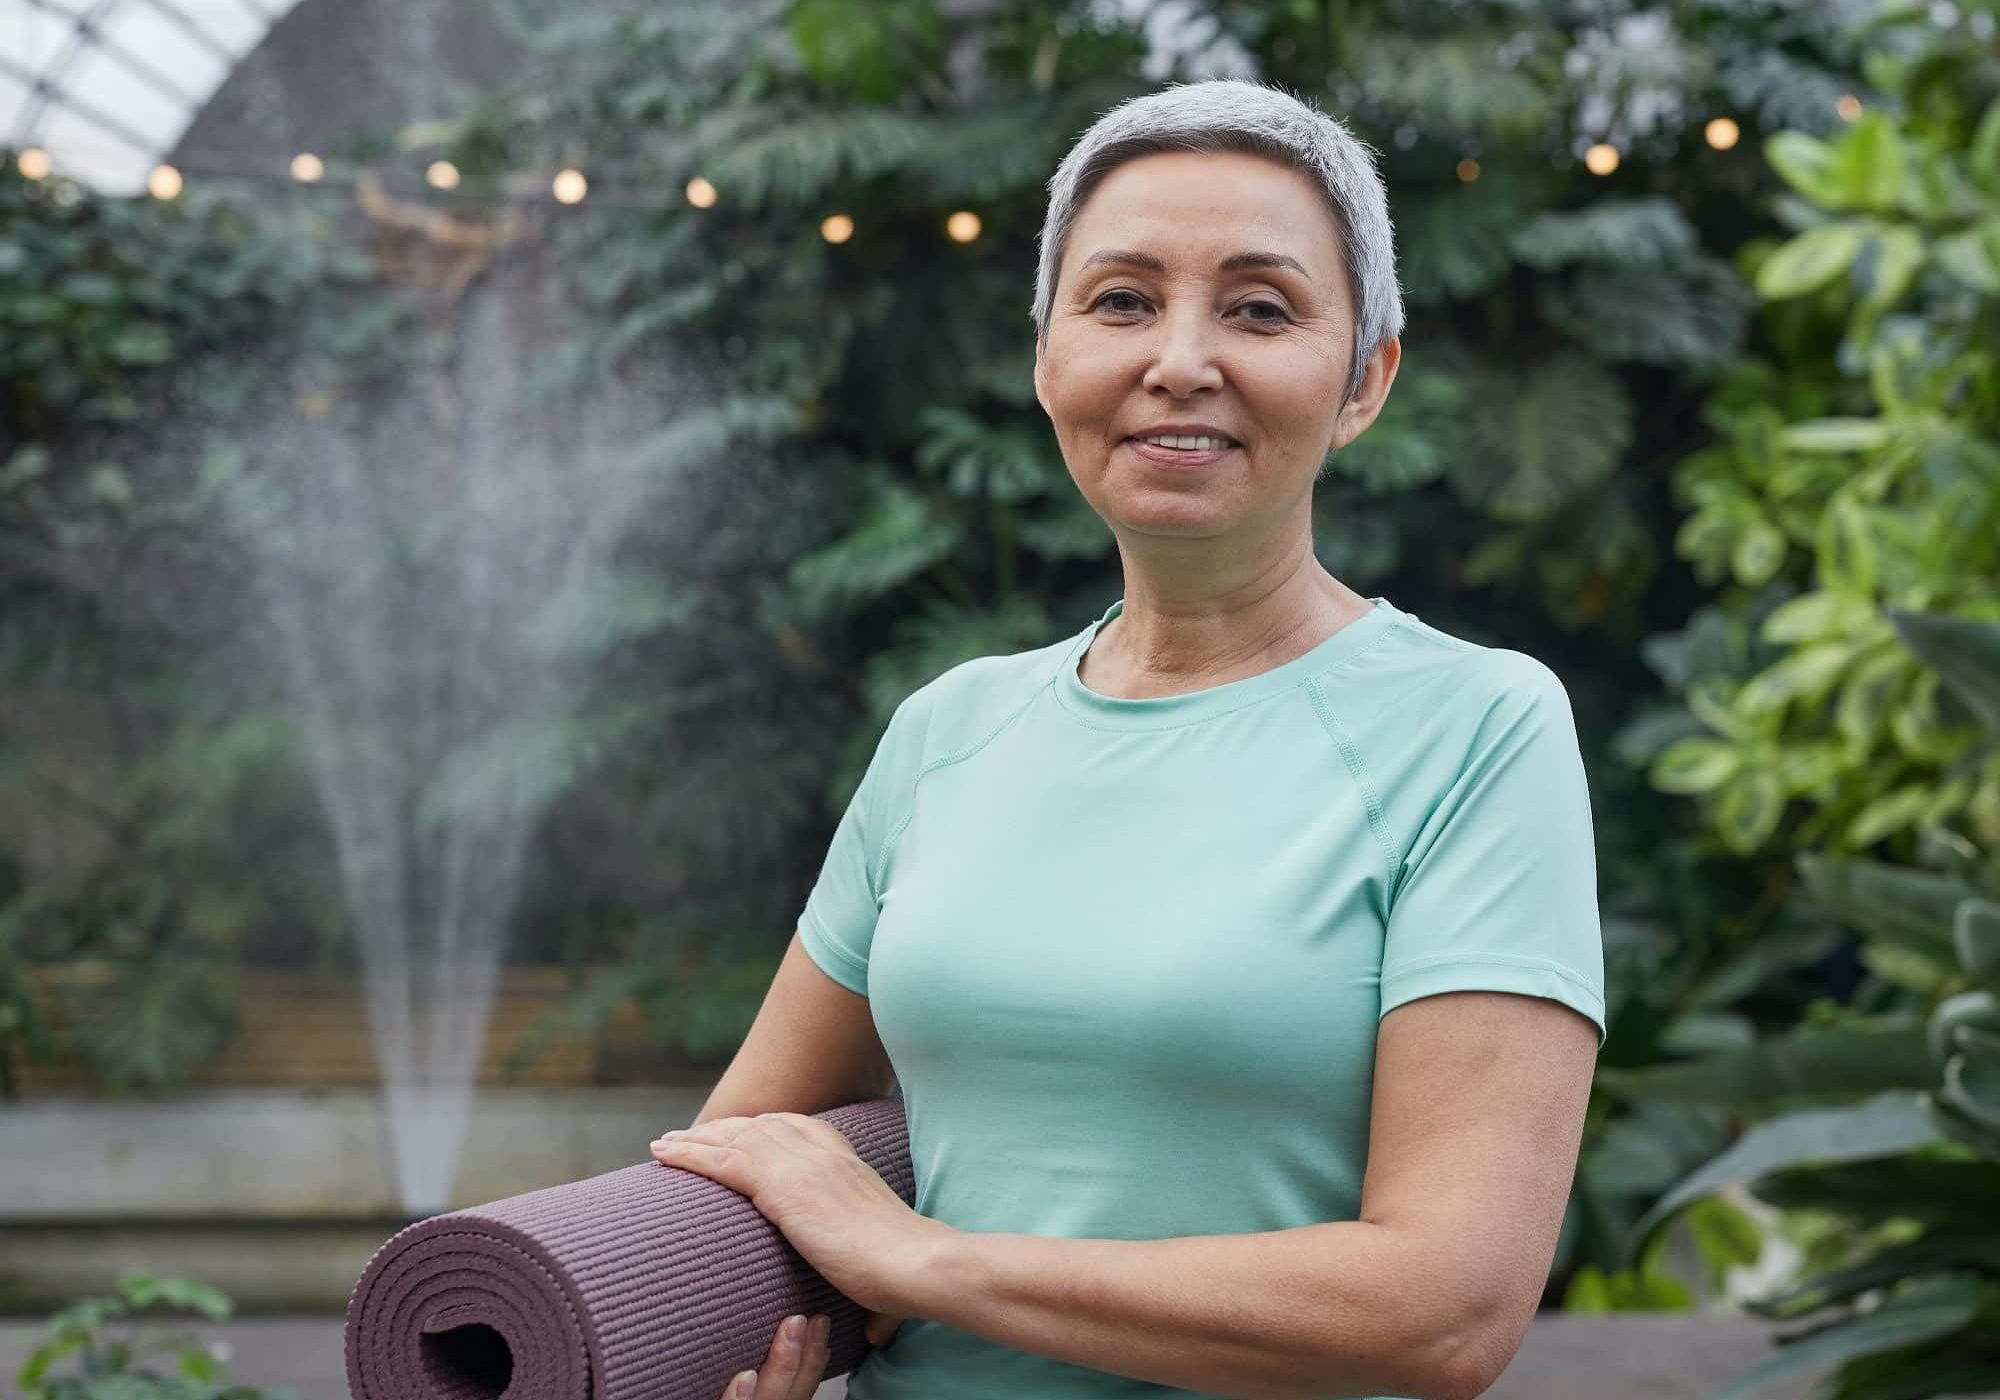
1079, 249, 1312, 280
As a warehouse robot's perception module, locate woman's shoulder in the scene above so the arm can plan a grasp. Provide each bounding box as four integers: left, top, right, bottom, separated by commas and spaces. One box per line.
1340, 607, 1568, 705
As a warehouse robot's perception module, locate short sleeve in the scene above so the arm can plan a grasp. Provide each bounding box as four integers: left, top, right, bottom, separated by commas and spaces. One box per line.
1379, 655, 1607, 1047
797, 693, 926, 997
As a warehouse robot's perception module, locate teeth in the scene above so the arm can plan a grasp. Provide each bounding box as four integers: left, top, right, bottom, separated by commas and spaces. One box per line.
1138, 434, 1233, 451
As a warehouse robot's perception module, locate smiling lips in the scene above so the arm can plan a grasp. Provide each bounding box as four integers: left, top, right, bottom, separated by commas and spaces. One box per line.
1124, 436, 1239, 466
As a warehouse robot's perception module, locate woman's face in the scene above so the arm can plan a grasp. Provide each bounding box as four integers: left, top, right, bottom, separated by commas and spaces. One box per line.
1034, 148, 1396, 547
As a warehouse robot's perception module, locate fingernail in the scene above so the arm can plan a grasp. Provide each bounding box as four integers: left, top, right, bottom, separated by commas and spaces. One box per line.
734, 1370, 755, 1396
785, 1315, 804, 1342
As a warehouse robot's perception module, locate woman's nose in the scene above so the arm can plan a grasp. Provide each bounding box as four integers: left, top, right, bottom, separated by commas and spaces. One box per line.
1141, 310, 1225, 395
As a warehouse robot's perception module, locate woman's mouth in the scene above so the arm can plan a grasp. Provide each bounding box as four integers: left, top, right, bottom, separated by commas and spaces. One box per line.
1124, 435, 1239, 467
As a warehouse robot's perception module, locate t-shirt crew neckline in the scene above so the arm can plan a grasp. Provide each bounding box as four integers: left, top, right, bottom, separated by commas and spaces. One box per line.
1055, 595, 1402, 730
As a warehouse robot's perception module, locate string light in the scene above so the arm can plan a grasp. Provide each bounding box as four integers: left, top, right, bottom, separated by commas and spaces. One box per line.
945, 210, 980, 242
426, 160, 460, 190
1455, 157, 1480, 182
552, 168, 587, 204
1835, 93, 1863, 120
820, 213, 853, 243
291, 153, 324, 182
18, 147, 52, 180
1583, 142, 1619, 175
147, 164, 182, 199
1704, 118, 1740, 150
685, 176, 717, 208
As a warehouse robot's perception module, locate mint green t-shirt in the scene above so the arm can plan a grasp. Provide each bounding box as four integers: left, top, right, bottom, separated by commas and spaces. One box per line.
798, 595, 1606, 1400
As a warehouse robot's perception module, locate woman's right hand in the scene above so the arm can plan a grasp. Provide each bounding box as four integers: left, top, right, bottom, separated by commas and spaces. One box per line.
719, 1308, 906, 1399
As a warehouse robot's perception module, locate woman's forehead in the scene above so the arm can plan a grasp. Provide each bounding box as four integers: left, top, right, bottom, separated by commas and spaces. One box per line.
1068, 154, 1342, 269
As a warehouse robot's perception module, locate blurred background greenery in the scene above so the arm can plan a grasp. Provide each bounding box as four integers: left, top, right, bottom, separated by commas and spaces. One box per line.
4, 0, 2000, 1394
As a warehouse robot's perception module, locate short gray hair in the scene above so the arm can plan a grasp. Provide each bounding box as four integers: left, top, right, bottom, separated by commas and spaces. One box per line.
1031, 79, 1405, 408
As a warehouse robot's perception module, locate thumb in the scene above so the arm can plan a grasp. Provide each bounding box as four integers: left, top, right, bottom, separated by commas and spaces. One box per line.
860, 1308, 905, 1350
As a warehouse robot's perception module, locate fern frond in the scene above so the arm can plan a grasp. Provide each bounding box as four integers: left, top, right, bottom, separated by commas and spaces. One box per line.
861, 591, 1054, 724
1539, 255, 1758, 368
1450, 353, 1635, 522
697, 106, 935, 209
787, 471, 966, 618
912, 405, 1067, 503
1327, 364, 1466, 492
1349, 31, 1561, 136
1398, 181, 1529, 306
1512, 197, 1699, 271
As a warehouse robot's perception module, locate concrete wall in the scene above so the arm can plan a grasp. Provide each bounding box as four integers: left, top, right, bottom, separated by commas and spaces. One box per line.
0, 1084, 712, 1311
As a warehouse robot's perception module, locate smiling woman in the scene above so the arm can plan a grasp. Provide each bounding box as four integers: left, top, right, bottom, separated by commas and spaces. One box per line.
712, 78, 1605, 1400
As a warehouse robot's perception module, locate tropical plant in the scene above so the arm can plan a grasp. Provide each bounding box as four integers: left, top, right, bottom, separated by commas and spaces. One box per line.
1604, 610, 2000, 1400
1639, 52, 2000, 862
14, 1271, 298, 1400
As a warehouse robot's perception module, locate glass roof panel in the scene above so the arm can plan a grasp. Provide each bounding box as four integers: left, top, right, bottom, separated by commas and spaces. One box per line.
4, 0, 301, 195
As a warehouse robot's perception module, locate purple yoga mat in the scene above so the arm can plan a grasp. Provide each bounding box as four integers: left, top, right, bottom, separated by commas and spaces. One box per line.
344, 1095, 912, 1400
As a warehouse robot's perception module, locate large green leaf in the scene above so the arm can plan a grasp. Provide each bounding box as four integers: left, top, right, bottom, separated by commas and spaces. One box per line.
1651, 736, 1741, 794
1765, 130, 1846, 207
1741, 1229, 2000, 1320
1757, 222, 1867, 299
1596, 1023, 1937, 1113
1794, 853, 1969, 960
1955, 901, 2000, 987
1832, 112, 1910, 213
1709, 1273, 1984, 1400
1886, 610, 2000, 733
1750, 1158, 2000, 1229
1628, 1091, 1940, 1243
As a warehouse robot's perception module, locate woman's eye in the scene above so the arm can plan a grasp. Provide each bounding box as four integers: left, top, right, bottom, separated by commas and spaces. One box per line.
1089, 291, 1289, 324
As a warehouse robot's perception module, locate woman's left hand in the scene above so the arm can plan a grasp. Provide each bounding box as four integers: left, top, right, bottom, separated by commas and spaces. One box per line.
650, 1113, 941, 1316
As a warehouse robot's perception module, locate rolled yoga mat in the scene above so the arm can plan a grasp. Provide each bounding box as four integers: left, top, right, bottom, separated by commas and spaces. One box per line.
345, 1095, 913, 1400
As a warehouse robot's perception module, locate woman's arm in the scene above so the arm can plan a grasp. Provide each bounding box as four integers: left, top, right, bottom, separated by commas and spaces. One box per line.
690, 928, 896, 1126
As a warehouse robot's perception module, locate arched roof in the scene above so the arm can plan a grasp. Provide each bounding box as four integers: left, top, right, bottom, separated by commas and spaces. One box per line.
3, 0, 304, 195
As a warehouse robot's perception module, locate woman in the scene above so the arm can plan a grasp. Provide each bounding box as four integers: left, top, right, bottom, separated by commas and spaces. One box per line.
652, 77, 1604, 1400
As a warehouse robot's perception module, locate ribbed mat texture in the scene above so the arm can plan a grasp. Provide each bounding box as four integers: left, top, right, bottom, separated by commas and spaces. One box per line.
345, 1096, 912, 1400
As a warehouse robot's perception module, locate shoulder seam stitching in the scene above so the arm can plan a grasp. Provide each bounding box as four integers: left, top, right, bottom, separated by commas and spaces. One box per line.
1305, 676, 1401, 900
867, 674, 1048, 897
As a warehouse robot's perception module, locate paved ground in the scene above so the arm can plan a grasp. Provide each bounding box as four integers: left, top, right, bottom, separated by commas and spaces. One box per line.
0, 1311, 1833, 1399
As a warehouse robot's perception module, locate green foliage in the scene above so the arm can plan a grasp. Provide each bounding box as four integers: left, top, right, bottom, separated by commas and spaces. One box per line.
1642, 56, 2000, 862
1608, 610, 2000, 1397
14, 1271, 296, 1400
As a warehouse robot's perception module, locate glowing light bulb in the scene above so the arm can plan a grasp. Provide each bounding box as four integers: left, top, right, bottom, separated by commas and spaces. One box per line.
686, 177, 717, 208
946, 210, 980, 242
1584, 143, 1620, 175
1836, 93, 1863, 121
821, 213, 853, 244
553, 168, 587, 204
1455, 157, 1480, 182
18, 147, 52, 180
426, 160, 460, 190
291, 153, 324, 182
1704, 118, 1740, 150
148, 164, 183, 199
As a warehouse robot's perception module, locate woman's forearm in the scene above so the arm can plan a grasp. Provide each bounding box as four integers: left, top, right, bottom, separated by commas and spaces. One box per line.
890, 1219, 1485, 1400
